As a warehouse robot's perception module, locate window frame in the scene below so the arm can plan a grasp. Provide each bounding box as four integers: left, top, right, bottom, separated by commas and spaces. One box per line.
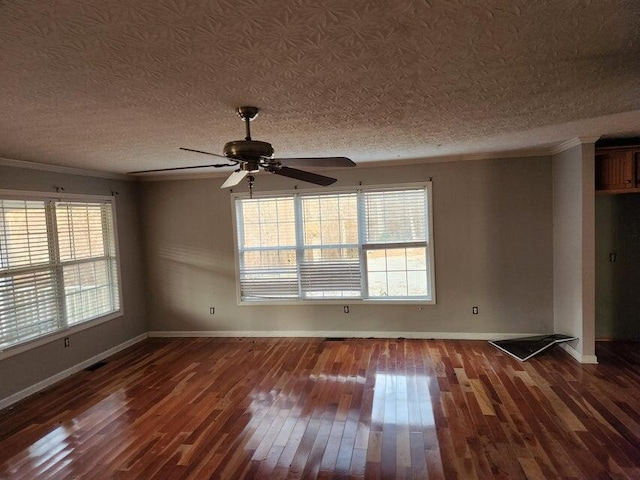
231, 182, 436, 305
0, 189, 124, 359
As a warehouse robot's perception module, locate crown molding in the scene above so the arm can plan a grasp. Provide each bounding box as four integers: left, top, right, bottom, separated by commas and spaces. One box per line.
549, 136, 602, 155
134, 147, 554, 182
0, 156, 132, 181
1, 137, 604, 183
361, 147, 552, 170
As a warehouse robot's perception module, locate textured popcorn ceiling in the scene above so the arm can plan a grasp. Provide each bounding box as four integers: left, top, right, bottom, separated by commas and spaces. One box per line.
0, 0, 639, 175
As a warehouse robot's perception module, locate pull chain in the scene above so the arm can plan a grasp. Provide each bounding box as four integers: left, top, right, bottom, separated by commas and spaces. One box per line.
248, 175, 255, 198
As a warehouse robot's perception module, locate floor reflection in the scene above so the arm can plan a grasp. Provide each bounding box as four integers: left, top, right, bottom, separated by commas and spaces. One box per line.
371, 373, 437, 429
0, 338, 445, 478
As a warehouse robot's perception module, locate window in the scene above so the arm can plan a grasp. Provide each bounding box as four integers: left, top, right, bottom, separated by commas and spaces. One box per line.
234, 183, 434, 303
0, 192, 121, 351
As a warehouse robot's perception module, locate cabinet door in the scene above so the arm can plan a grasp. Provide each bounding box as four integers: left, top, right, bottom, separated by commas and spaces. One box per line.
595, 150, 634, 190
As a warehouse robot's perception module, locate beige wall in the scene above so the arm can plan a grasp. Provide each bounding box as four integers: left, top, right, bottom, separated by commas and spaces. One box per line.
552, 144, 596, 358
0, 150, 604, 403
141, 156, 554, 336
0, 166, 147, 400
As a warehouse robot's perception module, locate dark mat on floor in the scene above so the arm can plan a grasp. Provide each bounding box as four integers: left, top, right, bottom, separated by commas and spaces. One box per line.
489, 334, 577, 361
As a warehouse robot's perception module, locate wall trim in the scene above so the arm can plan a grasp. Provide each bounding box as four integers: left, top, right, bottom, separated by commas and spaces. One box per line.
550, 136, 601, 155
0, 156, 131, 181
0, 333, 148, 411
147, 330, 545, 340
559, 343, 598, 364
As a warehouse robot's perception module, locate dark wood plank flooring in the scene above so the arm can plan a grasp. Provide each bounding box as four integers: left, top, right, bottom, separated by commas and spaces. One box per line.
0, 338, 639, 479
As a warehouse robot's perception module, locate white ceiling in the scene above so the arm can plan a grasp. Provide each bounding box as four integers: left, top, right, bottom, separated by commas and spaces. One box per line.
1, 0, 639, 176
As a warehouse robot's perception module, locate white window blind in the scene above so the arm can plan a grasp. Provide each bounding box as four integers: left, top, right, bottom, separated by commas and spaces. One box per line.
362, 189, 430, 299
56, 202, 120, 325
234, 183, 434, 302
362, 189, 426, 244
237, 197, 298, 299
0, 195, 121, 351
300, 193, 360, 298
0, 200, 60, 348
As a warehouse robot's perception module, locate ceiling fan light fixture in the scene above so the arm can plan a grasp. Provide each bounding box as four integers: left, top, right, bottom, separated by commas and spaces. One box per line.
240, 160, 260, 173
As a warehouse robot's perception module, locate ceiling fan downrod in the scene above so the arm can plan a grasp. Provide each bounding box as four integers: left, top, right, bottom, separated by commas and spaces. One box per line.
237, 106, 259, 141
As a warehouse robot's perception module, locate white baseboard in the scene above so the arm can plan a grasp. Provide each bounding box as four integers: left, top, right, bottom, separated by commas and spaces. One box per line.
560, 343, 598, 364
147, 330, 545, 340
0, 333, 148, 411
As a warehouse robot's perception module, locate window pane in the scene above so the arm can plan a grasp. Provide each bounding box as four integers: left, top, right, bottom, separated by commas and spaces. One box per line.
240, 197, 295, 248
243, 249, 296, 269
407, 271, 428, 296
259, 223, 279, 245
386, 249, 406, 271
387, 271, 408, 296
406, 248, 427, 270
301, 193, 357, 247
321, 220, 340, 244
366, 249, 386, 272
63, 260, 116, 325
366, 247, 428, 298
304, 219, 321, 245
367, 271, 388, 297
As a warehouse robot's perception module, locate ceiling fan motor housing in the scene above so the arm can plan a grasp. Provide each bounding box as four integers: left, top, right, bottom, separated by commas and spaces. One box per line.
223, 140, 274, 160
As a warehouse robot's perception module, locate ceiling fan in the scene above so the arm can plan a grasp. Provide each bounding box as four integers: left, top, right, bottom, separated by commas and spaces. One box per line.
128, 106, 356, 194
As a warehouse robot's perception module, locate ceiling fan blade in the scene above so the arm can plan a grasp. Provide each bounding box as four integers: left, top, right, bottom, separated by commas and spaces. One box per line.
274, 157, 356, 168
273, 166, 337, 186
180, 147, 231, 161
221, 170, 248, 189
128, 163, 234, 174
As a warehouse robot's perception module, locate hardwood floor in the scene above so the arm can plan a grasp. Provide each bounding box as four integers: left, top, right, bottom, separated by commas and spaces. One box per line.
0, 338, 639, 479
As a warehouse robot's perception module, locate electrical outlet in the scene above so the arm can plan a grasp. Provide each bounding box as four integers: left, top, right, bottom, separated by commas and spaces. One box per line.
343, 306, 349, 314
209, 307, 215, 314
64, 337, 70, 347
472, 306, 478, 314
609, 253, 616, 262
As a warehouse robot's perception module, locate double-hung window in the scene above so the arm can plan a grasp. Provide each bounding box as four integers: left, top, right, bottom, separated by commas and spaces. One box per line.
233, 183, 435, 303
0, 191, 121, 352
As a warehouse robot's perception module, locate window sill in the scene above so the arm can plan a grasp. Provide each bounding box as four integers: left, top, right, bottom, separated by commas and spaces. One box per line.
238, 298, 436, 306
0, 310, 124, 361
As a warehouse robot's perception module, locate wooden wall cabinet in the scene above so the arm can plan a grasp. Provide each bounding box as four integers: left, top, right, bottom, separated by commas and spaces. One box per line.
595, 147, 640, 194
